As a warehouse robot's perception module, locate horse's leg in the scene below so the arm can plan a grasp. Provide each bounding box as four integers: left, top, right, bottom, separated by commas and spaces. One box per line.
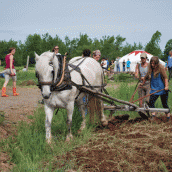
44, 103, 54, 144
66, 101, 75, 142
96, 98, 108, 126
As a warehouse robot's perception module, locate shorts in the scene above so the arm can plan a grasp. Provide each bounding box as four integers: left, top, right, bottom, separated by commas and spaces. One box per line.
138, 82, 150, 104
4, 69, 17, 82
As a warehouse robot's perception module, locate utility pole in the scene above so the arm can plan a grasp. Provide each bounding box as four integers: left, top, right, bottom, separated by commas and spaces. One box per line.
26, 56, 29, 71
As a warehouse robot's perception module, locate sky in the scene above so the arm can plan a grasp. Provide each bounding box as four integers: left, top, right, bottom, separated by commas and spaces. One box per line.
0, 0, 172, 52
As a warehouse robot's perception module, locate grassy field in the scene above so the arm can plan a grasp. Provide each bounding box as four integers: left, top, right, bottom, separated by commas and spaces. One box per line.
0, 67, 172, 171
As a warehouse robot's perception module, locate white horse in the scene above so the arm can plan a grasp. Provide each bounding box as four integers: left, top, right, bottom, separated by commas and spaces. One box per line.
35, 51, 108, 143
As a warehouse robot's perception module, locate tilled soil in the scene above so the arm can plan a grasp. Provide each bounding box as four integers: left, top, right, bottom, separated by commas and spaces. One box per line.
53, 116, 172, 171
0, 86, 42, 172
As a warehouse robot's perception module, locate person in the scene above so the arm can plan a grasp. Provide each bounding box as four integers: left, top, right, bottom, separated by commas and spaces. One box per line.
52, 45, 61, 55
22, 65, 27, 72
92, 50, 101, 61
84, 49, 106, 124
110, 60, 115, 74
141, 56, 170, 122
116, 57, 120, 72
167, 51, 172, 81
135, 53, 150, 107
101, 58, 107, 71
126, 59, 131, 72
1, 47, 19, 97
123, 60, 126, 72
106, 58, 109, 70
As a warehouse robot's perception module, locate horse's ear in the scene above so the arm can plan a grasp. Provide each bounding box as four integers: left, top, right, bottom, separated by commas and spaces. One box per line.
35, 52, 39, 61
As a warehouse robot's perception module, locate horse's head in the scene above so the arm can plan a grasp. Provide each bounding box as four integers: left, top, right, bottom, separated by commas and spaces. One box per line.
35, 51, 60, 99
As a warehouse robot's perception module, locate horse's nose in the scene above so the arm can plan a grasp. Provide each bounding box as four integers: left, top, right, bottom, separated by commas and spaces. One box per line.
42, 93, 51, 99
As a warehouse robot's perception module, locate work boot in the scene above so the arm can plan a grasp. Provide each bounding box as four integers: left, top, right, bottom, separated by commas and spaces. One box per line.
13, 87, 19, 96
1, 87, 8, 97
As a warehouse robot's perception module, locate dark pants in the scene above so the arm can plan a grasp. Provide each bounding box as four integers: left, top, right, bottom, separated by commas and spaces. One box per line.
148, 91, 170, 114
168, 67, 172, 81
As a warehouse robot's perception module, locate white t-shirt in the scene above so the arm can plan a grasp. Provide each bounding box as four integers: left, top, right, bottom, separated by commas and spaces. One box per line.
101, 60, 107, 68
22, 68, 27, 72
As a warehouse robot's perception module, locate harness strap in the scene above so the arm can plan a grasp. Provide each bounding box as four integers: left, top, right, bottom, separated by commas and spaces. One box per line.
55, 56, 66, 87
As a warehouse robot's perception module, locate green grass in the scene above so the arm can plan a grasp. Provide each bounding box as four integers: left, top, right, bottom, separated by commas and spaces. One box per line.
0, 105, 96, 171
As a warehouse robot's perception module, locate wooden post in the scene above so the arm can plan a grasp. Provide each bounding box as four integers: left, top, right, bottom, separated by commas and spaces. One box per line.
26, 56, 29, 71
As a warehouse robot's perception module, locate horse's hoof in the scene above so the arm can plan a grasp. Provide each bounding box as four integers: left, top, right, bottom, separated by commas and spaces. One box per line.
65, 134, 73, 142
46, 139, 51, 144
65, 137, 71, 142
77, 129, 82, 134
101, 120, 108, 126
80, 125, 86, 131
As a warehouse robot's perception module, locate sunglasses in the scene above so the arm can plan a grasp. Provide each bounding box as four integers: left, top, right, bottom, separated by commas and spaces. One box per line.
54, 48, 59, 49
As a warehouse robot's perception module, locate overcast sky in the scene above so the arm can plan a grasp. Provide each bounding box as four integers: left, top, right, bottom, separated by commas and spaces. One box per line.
0, 0, 171, 52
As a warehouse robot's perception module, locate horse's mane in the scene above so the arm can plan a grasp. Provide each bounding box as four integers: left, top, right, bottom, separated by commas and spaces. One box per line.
40, 51, 53, 57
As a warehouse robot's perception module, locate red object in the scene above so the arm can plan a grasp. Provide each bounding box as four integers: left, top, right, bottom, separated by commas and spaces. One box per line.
10, 73, 16, 76
1, 87, 9, 97
13, 87, 19, 96
128, 50, 151, 56
5, 54, 15, 69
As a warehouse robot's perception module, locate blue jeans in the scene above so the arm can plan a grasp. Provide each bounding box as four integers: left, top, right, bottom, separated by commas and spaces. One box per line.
117, 65, 120, 72
127, 67, 130, 72
83, 96, 87, 116
123, 66, 125, 72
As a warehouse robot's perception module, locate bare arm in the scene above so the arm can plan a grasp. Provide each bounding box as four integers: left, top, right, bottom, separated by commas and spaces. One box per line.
135, 64, 139, 78
161, 66, 168, 90
164, 79, 168, 90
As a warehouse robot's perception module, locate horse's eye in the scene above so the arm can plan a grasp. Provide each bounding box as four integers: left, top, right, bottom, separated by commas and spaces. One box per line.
49, 62, 53, 66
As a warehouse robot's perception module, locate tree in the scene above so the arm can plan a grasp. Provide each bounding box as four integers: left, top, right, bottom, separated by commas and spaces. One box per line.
111, 35, 126, 60
75, 34, 92, 56
163, 39, 172, 61
122, 42, 143, 56
145, 30, 162, 58
100, 35, 115, 60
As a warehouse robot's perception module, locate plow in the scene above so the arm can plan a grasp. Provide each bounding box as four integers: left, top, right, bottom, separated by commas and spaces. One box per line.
73, 83, 170, 120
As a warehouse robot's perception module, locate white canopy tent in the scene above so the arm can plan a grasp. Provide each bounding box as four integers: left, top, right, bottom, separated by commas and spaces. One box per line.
114, 50, 166, 72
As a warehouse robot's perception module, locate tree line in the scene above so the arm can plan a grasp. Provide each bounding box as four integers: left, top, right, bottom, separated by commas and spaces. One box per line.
0, 30, 172, 66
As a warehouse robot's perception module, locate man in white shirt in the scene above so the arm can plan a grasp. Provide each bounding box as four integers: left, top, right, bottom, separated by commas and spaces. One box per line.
101, 58, 107, 70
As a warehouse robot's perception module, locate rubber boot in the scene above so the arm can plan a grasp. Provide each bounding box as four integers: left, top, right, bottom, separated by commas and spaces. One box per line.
1, 87, 8, 97
13, 87, 19, 96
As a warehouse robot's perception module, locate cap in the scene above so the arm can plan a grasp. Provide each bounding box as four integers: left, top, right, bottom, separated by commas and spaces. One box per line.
140, 53, 147, 58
